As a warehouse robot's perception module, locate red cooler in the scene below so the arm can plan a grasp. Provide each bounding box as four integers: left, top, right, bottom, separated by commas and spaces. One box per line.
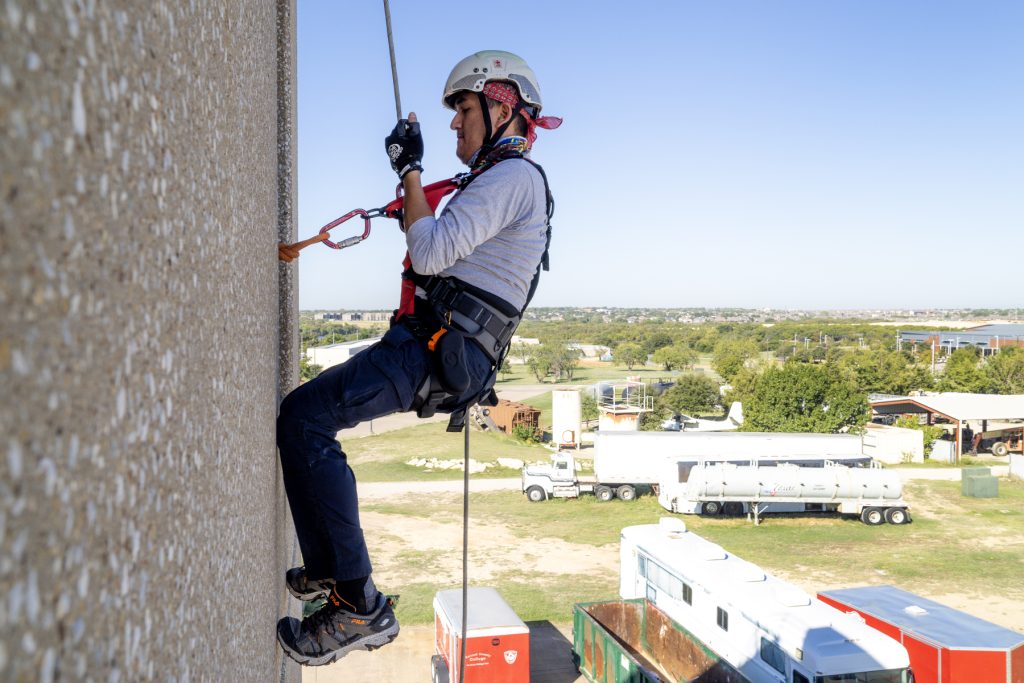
432, 587, 530, 683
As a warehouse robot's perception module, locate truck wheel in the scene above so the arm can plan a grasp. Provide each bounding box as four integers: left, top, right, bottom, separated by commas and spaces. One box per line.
431, 655, 449, 683
525, 486, 547, 503
595, 485, 614, 502
702, 501, 722, 516
885, 508, 909, 525
992, 442, 1009, 457
723, 502, 744, 516
616, 485, 636, 501
861, 507, 885, 525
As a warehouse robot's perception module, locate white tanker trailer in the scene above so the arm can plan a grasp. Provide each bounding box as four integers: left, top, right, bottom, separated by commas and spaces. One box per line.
658, 461, 911, 525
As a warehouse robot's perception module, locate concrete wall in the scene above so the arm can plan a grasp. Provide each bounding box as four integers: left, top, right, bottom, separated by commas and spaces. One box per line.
1, 2, 299, 681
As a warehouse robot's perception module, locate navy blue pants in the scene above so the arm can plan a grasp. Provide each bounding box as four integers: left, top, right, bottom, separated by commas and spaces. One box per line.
276, 323, 492, 582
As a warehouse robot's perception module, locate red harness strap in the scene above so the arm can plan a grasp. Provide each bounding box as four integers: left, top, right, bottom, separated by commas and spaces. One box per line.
386, 178, 461, 320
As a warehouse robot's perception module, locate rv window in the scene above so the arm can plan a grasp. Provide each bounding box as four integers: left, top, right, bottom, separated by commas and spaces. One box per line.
793, 673, 809, 683
638, 556, 647, 578
556, 461, 567, 470
760, 638, 786, 674
682, 582, 692, 605
647, 584, 656, 603
677, 463, 694, 483
716, 607, 729, 631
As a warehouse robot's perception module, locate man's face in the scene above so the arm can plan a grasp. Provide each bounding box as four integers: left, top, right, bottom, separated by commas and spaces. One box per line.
449, 93, 493, 164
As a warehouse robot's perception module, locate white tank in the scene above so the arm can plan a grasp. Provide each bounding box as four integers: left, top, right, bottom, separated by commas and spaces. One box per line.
686, 463, 903, 502
551, 389, 582, 448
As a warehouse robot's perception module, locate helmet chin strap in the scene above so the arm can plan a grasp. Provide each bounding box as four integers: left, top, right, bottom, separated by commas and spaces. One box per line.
474, 92, 520, 162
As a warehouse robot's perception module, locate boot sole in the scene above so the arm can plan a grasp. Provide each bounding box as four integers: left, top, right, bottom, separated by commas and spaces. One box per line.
278, 621, 400, 667
286, 584, 330, 601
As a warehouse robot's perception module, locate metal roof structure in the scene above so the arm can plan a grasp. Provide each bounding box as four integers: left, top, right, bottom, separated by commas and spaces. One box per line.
870, 393, 1024, 421
820, 585, 1024, 650
900, 324, 1024, 352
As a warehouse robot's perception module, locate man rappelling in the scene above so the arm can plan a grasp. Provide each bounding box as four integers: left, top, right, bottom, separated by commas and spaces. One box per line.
275, 50, 560, 666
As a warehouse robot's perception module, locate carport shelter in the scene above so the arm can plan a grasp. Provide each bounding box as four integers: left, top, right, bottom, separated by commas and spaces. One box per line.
870, 393, 1024, 461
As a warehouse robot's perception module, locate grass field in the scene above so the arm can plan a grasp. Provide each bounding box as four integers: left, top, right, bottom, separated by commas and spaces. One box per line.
363, 478, 1024, 626
347, 421, 551, 481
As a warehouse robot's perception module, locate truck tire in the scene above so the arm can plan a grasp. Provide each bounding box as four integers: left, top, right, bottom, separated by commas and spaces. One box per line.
861, 507, 885, 525
525, 486, 547, 503
885, 507, 909, 525
723, 502, 744, 516
992, 442, 1009, 457
616, 485, 636, 501
595, 485, 614, 502
702, 501, 722, 516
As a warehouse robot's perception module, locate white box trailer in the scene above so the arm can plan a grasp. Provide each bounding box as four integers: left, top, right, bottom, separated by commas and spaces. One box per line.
523, 431, 873, 503
596, 430, 868, 464
658, 461, 911, 525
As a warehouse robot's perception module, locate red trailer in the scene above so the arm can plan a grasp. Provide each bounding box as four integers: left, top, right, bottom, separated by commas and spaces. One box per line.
432, 587, 530, 683
818, 586, 1024, 683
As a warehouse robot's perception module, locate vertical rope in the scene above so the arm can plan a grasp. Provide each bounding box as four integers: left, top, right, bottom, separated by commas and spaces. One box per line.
381, 0, 403, 121
458, 424, 470, 683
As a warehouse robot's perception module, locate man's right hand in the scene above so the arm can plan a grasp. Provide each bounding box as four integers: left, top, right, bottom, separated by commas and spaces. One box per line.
385, 117, 423, 179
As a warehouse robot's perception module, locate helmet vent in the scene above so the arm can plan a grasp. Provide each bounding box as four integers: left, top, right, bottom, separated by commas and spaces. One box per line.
451, 74, 483, 92
508, 74, 540, 105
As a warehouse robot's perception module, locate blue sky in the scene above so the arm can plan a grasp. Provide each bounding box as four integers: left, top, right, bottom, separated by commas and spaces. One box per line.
296, 1, 1023, 310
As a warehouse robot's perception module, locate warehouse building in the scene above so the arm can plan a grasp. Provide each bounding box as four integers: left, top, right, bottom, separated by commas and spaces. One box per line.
899, 324, 1024, 356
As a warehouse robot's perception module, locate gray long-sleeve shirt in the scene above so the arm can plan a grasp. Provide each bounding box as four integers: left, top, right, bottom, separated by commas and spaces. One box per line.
405, 158, 548, 311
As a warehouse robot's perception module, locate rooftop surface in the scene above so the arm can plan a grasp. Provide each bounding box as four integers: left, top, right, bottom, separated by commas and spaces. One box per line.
820, 586, 1024, 650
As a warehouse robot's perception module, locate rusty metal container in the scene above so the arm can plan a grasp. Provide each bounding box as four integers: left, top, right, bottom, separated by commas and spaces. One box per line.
487, 399, 541, 435
572, 599, 746, 683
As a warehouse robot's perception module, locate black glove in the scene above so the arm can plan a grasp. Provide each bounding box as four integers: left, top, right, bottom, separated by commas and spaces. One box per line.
385, 119, 423, 179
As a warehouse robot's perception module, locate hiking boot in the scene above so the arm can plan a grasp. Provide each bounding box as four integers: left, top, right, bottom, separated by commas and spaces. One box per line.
277, 591, 400, 666
285, 566, 334, 601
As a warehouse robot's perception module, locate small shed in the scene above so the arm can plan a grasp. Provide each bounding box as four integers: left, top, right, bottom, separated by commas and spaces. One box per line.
818, 585, 1024, 683
487, 399, 541, 436
870, 393, 1024, 462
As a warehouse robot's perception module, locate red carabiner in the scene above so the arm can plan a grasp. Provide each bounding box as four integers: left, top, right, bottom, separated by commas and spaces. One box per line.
319, 209, 372, 250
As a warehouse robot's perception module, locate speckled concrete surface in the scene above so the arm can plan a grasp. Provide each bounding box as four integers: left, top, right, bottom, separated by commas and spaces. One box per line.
1, 1, 298, 681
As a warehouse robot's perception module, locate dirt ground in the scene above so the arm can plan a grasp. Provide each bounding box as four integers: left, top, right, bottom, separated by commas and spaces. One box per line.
297, 475, 1024, 682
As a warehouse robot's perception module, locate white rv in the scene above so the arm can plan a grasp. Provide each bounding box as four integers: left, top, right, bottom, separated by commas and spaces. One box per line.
620, 520, 913, 683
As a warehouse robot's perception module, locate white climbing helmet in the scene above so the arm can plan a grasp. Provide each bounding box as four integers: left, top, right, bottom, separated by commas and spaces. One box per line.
442, 50, 543, 113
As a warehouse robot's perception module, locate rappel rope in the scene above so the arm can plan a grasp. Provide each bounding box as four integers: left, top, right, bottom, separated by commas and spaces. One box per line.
380, 3, 472, 683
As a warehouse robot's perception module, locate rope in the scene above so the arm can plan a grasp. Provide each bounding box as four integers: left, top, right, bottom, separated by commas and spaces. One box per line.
458, 425, 470, 683
382, 0, 402, 121
382, 6, 471, 682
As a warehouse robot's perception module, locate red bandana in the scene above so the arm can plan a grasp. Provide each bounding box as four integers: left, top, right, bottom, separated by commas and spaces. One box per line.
481, 82, 563, 147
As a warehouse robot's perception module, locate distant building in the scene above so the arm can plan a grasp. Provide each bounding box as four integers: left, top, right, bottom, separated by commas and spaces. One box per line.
312, 311, 390, 322
305, 337, 380, 370
313, 312, 344, 321
899, 324, 1024, 356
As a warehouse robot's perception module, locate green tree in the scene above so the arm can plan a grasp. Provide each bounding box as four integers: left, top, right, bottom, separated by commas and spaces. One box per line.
527, 342, 581, 382
614, 342, 647, 370
581, 393, 598, 425
742, 362, 868, 433
659, 375, 721, 416
836, 348, 933, 395
712, 339, 759, 382
939, 347, 986, 392
984, 347, 1024, 394
652, 345, 698, 372
299, 355, 322, 382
